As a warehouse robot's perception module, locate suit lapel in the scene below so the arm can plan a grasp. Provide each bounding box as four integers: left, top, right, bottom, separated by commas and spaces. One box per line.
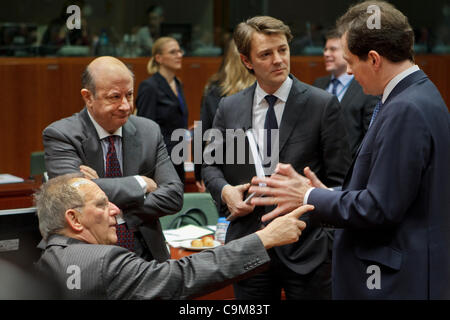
239, 83, 256, 131
316, 76, 331, 90
340, 78, 357, 107
342, 70, 427, 187
383, 70, 427, 106
278, 76, 308, 153
80, 108, 105, 177
155, 72, 188, 118
154, 72, 177, 101
121, 118, 141, 176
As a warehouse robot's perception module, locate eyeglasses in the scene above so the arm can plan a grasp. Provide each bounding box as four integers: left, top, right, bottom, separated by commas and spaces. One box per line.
164, 49, 185, 56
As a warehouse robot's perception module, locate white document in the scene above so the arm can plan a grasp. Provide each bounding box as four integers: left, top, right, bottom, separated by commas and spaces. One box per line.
0, 174, 24, 184
244, 130, 266, 204
163, 224, 215, 247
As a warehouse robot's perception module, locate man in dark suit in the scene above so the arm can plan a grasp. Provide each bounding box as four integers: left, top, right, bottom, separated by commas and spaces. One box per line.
43, 56, 183, 262
250, 1, 450, 299
202, 16, 351, 299
34, 173, 310, 299
313, 29, 379, 157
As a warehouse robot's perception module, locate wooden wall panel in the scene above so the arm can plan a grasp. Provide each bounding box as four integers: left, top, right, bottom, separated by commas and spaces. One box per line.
1, 55, 448, 180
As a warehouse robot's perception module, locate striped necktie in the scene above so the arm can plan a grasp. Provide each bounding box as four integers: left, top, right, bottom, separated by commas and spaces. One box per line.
331, 78, 340, 96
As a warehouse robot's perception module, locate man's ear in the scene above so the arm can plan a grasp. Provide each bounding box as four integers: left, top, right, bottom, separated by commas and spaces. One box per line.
240, 54, 253, 71
80, 88, 93, 107
368, 50, 381, 70
65, 209, 84, 233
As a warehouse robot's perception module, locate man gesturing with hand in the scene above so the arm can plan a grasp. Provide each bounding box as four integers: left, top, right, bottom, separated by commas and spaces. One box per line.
249, 1, 450, 299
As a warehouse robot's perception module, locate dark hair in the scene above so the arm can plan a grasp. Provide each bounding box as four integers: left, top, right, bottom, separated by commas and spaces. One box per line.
337, 0, 414, 62
81, 67, 96, 96
234, 16, 293, 59
146, 5, 163, 15
325, 28, 342, 41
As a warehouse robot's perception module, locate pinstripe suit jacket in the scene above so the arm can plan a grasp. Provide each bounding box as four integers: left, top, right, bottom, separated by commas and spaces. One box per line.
36, 234, 270, 300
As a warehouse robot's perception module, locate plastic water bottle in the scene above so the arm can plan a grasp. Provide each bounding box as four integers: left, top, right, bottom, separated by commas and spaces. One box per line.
215, 217, 230, 245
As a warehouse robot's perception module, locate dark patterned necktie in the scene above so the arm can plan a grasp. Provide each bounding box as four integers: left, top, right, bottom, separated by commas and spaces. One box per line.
331, 78, 340, 96
104, 135, 135, 251
369, 99, 383, 128
264, 95, 278, 167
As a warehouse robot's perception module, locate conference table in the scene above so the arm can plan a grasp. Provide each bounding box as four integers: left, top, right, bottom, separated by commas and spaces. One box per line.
0, 179, 40, 210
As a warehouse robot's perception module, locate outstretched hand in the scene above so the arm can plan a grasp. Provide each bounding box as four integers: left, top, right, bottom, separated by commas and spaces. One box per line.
256, 204, 314, 249
248, 163, 311, 222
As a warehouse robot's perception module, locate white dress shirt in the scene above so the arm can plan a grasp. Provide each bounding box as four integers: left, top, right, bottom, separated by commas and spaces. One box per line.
252, 76, 293, 164
87, 110, 147, 192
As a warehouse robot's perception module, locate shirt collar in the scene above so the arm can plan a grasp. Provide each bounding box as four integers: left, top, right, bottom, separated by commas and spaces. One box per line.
255, 76, 293, 106
87, 109, 122, 140
332, 73, 354, 87
382, 65, 420, 103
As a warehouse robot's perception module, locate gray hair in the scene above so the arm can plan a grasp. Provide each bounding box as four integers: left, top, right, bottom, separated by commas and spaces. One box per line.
34, 173, 84, 240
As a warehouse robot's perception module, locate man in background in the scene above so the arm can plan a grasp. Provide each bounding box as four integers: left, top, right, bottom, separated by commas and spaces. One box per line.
249, 1, 450, 299
313, 29, 378, 157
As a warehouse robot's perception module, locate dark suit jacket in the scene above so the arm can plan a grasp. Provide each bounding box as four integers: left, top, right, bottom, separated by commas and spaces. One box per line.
309, 70, 450, 299
43, 108, 184, 262
194, 82, 223, 182
202, 75, 351, 275
36, 233, 270, 299
313, 76, 378, 157
136, 72, 188, 153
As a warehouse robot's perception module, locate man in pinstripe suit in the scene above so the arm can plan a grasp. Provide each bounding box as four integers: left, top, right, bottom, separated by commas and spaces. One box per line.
34, 173, 312, 299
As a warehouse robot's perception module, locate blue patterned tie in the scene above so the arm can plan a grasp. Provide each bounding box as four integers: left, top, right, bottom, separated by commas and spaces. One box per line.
264, 95, 278, 167
104, 136, 135, 251
331, 78, 340, 96
369, 99, 383, 128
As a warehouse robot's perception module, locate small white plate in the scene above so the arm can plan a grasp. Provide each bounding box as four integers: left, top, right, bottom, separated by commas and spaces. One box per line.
180, 239, 221, 251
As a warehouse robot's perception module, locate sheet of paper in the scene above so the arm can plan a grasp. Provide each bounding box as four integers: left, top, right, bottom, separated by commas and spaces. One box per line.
0, 174, 24, 184
163, 224, 215, 247
243, 129, 266, 204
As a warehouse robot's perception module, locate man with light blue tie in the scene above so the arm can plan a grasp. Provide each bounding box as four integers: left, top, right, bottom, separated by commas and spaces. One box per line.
313, 28, 379, 157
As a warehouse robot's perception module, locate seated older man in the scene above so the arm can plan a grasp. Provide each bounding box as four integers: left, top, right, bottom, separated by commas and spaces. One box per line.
34, 173, 312, 299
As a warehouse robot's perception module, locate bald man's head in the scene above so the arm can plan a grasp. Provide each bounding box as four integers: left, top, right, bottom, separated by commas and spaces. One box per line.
80, 56, 135, 133
81, 56, 135, 97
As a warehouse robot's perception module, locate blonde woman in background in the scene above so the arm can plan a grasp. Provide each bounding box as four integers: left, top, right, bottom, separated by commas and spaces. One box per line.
194, 39, 255, 193
136, 37, 188, 183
